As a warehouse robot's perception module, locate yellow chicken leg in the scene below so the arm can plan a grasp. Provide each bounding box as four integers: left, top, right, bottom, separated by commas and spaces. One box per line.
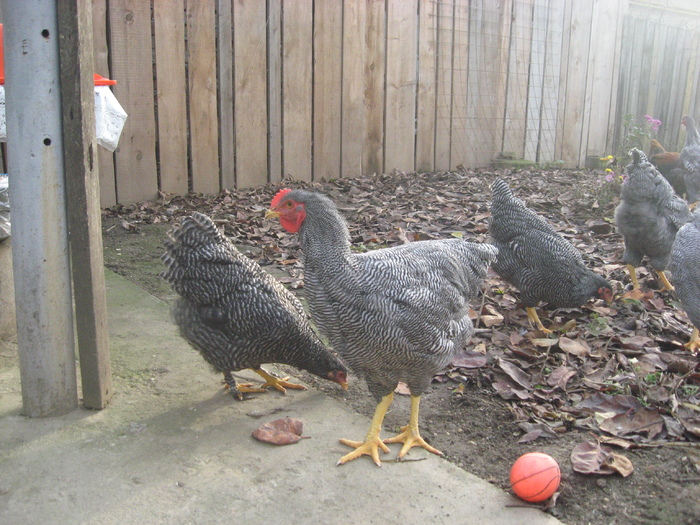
337, 393, 393, 467
627, 264, 641, 290
253, 367, 307, 394
526, 306, 552, 334
685, 327, 699, 353
223, 371, 267, 400
383, 395, 443, 460
655, 270, 674, 292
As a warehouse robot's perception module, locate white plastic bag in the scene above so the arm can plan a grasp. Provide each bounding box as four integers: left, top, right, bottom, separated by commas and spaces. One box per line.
94, 85, 127, 152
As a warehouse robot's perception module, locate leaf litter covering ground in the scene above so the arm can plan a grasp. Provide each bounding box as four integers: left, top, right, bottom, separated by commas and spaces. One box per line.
103, 168, 700, 524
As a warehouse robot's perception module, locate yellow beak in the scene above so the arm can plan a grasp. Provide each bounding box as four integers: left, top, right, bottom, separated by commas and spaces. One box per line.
265, 209, 281, 219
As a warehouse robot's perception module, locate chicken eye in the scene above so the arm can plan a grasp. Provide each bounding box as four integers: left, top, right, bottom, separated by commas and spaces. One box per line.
285, 201, 294, 208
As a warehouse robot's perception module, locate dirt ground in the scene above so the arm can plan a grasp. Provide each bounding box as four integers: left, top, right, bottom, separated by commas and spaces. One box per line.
102, 168, 700, 525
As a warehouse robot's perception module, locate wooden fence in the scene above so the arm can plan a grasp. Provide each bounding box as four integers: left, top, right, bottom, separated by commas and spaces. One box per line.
5, 0, 700, 205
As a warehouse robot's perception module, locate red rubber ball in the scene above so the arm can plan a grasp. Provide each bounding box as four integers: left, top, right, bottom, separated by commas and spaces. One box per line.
510, 452, 561, 502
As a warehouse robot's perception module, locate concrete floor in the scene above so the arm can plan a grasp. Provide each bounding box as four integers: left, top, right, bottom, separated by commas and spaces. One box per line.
0, 270, 562, 524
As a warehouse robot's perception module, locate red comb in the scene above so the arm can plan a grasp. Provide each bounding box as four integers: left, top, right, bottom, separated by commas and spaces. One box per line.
271, 188, 293, 208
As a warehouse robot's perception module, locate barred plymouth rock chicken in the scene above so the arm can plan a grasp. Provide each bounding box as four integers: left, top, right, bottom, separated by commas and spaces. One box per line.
615, 149, 690, 294
680, 115, 700, 204
489, 178, 612, 334
267, 189, 497, 466
161, 212, 348, 399
670, 209, 700, 353
648, 139, 686, 197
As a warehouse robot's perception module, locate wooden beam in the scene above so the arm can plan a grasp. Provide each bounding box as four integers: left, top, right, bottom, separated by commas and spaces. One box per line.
58, 0, 112, 409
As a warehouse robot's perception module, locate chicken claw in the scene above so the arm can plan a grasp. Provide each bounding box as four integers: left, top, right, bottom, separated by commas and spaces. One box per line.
337, 393, 393, 467
684, 327, 699, 354
253, 368, 307, 394
223, 371, 267, 400
526, 306, 553, 334
383, 396, 443, 460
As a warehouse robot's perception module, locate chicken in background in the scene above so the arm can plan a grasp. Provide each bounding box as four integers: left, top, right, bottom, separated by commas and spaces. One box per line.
488, 178, 612, 334
648, 139, 686, 197
680, 115, 700, 205
670, 208, 700, 353
614, 149, 690, 296
267, 189, 497, 466
161, 212, 348, 399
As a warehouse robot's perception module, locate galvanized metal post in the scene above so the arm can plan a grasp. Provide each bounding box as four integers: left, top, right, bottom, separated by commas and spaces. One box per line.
4, 0, 78, 416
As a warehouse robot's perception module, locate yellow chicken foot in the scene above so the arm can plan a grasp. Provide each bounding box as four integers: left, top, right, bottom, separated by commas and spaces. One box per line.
685, 327, 699, 354
223, 371, 267, 400
253, 367, 307, 394
655, 270, 674, 292
526, 306, 552, 334
383, 395, 443, 460
627, 264, 641, 290
337, 393, 393, 467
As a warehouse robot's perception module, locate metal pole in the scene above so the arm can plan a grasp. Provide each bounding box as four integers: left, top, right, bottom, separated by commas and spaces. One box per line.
4, 0, 78, 416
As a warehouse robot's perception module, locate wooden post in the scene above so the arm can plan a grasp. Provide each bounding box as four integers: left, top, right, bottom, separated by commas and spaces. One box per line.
4, 0, 78, 416
57, 0, 112, 409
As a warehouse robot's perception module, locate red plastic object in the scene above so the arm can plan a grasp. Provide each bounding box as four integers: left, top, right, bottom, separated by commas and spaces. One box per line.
93, 74, 117, 86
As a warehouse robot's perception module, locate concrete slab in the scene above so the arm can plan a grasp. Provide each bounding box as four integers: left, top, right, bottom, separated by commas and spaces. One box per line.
0, 270, 562, 524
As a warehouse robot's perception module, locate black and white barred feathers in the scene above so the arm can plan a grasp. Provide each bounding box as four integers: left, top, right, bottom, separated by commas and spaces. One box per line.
615, 149, 690, 271
489, 178, 611, 308
680, 115, 700, 203
670, 209, 700, 341
270, 189, 497, 401
161, 212, 346, 385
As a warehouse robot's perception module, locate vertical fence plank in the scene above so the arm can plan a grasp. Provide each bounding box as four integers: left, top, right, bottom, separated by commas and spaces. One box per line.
448, 0, 470, 167
341, 0, 367, 177
282, 0, 313, 181
503, 0, 533, 158
584, 0, 623, 158
524, 2, 546, 162
537, 0, 564, 163
384, 0, 418, 172
313, 0, 343, 181
268, 0, 283, 182
108, 0, 158, 204
415, 0, 437, 172
217, 0, 235, 189
91, 0, 116, 207
187, 0, 220, 193
434, 0, 454, 170
154, 0, 188, 195
559, 0, 593, 166
363, 0, 386, 177
233, 0, 268, 188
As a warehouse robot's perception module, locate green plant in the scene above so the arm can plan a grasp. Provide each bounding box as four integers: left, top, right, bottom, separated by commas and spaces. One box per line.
616, 114, 662, 164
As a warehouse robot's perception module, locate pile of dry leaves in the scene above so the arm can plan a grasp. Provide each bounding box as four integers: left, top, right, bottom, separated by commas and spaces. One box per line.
104, 167, 700, 477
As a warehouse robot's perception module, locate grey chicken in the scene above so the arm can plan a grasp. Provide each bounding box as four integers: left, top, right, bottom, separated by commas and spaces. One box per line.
615, 149, 690, 294
680, 115, 700, 204
489, 178, 612, 333
670, 208, 700, 353
266, 189, 496, 466
161, 212, 348, 399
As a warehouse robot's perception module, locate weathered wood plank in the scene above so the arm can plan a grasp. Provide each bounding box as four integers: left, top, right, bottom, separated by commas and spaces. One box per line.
154, 0, 188, 195
312, 0, 342, 181
233, 0, 268, 188
434, 0, 454, 170
217, 0, 235, 189
91, 0, 116, 206
108, 0, 158, 204
585, 0, 624, 157
524, 1, 546, 162
559, 0, 593, 166
187, 0, 219, 193
503, 0, 533, 159
282, 0, 313, 181
341, 0, 367, 177
384, 0, 418, 173
448, 0, 469, 167
415, 0, 437, 172
538, 0, 564, 163
58, 0, 112, 410
268, 0, 282, 182
363, 0, 386, 177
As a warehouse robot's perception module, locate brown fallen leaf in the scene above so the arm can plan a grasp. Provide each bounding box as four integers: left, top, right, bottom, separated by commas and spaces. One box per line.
252, 417, 308, 446
570, 440, 633, 476
558, 336, 591, 357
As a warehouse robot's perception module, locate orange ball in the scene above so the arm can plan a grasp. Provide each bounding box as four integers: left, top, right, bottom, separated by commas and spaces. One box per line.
510, 452, 561, 502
